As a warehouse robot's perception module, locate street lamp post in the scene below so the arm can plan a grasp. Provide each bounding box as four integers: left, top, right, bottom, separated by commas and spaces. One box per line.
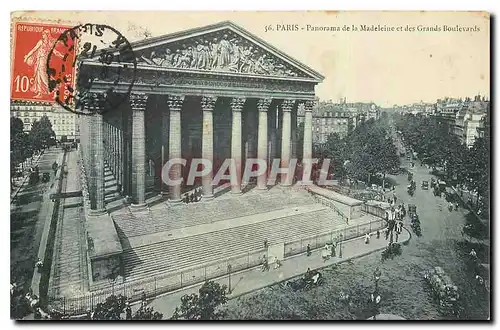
338, 233, 343, 258
371, 267, 382, 320
227, 264, 232, 294
374, 267, 381, 291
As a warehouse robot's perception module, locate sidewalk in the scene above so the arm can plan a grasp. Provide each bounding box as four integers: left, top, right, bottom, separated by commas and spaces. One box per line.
31, 151, 66, 297
141, 227, 411, 318
10, 153, 43, 203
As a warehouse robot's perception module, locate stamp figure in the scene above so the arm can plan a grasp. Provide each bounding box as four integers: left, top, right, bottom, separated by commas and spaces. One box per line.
11, 22, 76, 103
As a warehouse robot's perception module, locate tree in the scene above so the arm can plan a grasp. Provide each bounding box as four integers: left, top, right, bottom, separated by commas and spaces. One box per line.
170, 280, 228, 320
317, 133, 347, 180
91, 294, 163, 320
93, 294, 127, 320
29, 115, 56, 151
465, 136, 489, 204
377, 137, 400, 188
10, 117, 30, 187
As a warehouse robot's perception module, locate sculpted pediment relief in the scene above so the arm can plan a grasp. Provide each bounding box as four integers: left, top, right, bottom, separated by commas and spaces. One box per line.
134, 27, 316, 79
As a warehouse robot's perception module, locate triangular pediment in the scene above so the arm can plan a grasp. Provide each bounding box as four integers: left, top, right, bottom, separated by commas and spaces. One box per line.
129, 21, 324, 81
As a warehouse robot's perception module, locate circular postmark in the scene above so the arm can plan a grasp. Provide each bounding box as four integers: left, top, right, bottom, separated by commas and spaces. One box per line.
46, 23, 137, 115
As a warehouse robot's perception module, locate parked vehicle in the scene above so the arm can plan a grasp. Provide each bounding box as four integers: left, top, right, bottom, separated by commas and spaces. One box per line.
408, 204, 417, 217
421, 180, 429, 190
438, 180, 447, 193
42, 173, 50, 183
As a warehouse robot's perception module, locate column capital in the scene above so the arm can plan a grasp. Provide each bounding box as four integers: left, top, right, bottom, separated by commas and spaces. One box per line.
201, 96, 217, 111
230, 97, 246, 112
83, 92, 106, 115
130, 93, 149, 111
167, 95, 185, 111
257, 98, 272, 112
298, 100, 314, 113
281, 99, 295, 112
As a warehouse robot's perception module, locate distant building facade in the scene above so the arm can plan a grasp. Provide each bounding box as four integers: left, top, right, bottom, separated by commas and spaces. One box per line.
298, 99, 380, 144
10, 100, 80, 142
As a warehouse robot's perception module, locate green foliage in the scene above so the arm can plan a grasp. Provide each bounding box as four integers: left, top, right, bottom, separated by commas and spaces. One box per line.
10, 117, 31, 184
344, 118, 400, 182
381, 243, 402, 262
133, 306, 163, 320
171, 280, 228, 320
93, 294, 127, 320
92, 294, 163, 320
29, 115, 56, 151
395, 112, 490, 203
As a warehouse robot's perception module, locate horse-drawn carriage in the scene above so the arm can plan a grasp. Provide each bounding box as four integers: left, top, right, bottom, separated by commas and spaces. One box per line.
408, 204, 421, 236
407, 171, 413, 182
434, 180, 447, 197
408, 204, 417, 217
407, 180, 416, 196
424, 266, 461, 317
284, 270, 324, 291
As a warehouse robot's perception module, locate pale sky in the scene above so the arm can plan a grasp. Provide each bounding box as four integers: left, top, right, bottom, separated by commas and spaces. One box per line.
13, 11, 490, 106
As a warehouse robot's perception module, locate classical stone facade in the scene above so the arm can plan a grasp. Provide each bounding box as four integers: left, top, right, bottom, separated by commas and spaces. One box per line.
77, 21, 324, 278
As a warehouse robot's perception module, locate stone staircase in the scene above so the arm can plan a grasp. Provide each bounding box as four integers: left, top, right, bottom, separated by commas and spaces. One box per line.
121, 207, 341, 283
103, 163, 121, 204
49, 151, 89, 298
112, 187, 317, 239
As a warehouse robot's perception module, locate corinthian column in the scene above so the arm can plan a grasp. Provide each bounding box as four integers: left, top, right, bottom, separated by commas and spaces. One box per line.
257, 98, 272, 190
201, 96, 217, 201
302, 100, 314, 162
281, 99, 295, 186
230, 97, 246, 194
168, 95, 185, 204
86, 94, 106, 214
130, 93, 148, 209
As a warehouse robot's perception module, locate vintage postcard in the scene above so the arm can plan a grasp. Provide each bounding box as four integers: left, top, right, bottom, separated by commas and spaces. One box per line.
10, 11, 490, 321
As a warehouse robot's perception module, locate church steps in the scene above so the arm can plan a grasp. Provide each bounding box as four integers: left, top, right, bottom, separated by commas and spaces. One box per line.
120, 209, 342, 282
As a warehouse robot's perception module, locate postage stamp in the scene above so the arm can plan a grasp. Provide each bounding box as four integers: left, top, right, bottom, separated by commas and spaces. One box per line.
11, 22, 77, 103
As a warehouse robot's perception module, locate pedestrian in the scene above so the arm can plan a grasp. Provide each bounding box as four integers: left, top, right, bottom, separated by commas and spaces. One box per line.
395, 231, 399, 242
331, 242, 336, 257
261, 255, 269, 271
306, 244, 312, 256
385, 228, 389, 240
376, 230, 380, 239
393, 194, 397, 204
364, 233, 370, 244
125, 302, 132, 320
274, 256, 281, 269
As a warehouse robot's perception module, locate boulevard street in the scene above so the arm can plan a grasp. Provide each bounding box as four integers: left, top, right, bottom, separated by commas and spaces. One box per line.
223, 156, 490, 320
10, 148, 64, 292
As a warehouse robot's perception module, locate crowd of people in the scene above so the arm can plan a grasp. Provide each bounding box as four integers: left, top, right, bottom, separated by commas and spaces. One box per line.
182, 187, 203, 204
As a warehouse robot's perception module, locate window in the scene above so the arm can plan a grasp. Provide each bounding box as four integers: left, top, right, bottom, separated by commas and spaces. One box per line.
53, 120, 57, 124
16, 112, 20, 117
24, 112, 29, 117
24, 118, 30, 124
